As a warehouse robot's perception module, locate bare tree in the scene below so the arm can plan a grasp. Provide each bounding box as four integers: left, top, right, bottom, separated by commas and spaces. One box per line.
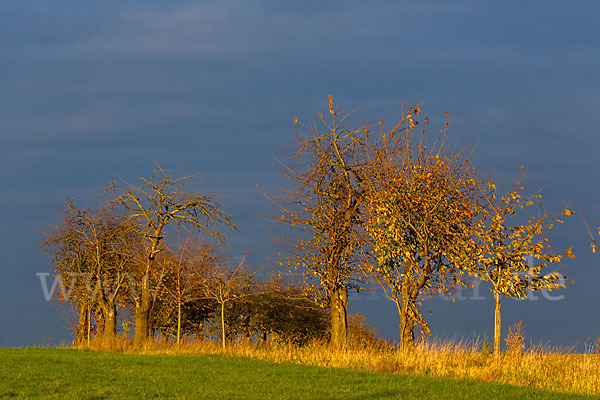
41, 204, 92, 344
270, 97, 368, 350
41, 199, 134, 343
161, 232, 216, 345
65, 200, 135, 342
200, 252, 256, 349
107, 163, 234, 346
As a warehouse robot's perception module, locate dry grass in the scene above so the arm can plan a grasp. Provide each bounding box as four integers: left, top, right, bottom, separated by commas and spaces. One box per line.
75, 335, 600, 396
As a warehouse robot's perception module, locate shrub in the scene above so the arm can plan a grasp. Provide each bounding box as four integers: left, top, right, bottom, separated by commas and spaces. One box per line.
347, 312, 391, 351
505, 321, 525, 354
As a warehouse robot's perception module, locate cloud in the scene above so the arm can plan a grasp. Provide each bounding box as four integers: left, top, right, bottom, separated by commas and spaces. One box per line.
2, 1, 480, 60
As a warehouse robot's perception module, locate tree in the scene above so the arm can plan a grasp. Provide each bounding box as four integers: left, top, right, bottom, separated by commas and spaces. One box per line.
473, 170, 574, 355
41, 202, 93, 344
363, 109, 482, 350
64, 200, 134, 342
271, 96, 367, 350
41, 199, 134, 343
160, 233, 216, 345
199, 252, 256, 349
108, 163, 234, 346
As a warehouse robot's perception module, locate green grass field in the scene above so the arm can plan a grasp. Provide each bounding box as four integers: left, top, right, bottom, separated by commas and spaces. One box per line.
0, 348, 593, 399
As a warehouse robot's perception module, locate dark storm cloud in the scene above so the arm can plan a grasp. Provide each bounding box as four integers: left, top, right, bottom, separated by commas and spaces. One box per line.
1, 0, 598, 346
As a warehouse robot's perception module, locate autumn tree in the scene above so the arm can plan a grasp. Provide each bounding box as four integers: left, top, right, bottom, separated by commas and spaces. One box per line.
271, 96, 367, 350
41, 203, 94, 344
41, 199, 135, 343
473, 170, 574, 355
108, 163, 234, 346
63, 200, 136, 342
363, 109, 482, 350
199, 252, 256, 349
160, 233, 217, 345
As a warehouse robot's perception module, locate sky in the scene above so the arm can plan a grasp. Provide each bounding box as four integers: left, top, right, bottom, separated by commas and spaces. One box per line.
1, 0, 599, 348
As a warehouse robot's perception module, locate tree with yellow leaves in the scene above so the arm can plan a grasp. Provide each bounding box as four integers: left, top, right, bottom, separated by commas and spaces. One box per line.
473, 169, 574, 355
363, 109, 482, 350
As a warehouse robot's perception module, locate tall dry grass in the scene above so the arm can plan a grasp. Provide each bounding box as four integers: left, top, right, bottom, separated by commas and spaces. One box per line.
74, 333, 600, 396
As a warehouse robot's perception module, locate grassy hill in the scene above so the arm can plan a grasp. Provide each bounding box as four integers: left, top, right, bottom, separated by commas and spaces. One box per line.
0, 348, 594, 399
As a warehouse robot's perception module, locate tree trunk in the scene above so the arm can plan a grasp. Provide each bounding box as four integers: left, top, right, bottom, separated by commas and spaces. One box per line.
177, 301, 182, 346
98, 285, 117, 342
197, 321, 205, 341
87, 306, 91, 346
399, 300, 416, 351
494, 292, 502, 355
330, 286, 348, 350
103, 302, 117, 342
95, 310, 105, 336
220, 301, 226, 350
134, 273, 152, 346
399, 280, 416, 351
75, 305, 88, 344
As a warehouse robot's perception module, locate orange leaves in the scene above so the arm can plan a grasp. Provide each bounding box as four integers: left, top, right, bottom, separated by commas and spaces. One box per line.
364, 114, 481, 336
406, 113, 416, 130
328, 95, 334, 115
441, 111, 452, 132
564, 247, 575, 259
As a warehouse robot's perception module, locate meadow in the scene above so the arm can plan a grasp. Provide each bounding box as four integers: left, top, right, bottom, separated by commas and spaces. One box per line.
0, 347, 596, 400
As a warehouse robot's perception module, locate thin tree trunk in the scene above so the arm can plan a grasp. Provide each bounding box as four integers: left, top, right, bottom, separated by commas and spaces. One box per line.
494, 292, 502, 355
220, 301, 226, 350
330, 286, 348, 350
134, 273, 151, 346
87, 305, 91, 346
177, 301, 182, 346
197, 321, 205, 341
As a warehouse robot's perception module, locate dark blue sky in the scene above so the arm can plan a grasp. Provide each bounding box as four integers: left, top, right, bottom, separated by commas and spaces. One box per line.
1, 0, 599, 348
